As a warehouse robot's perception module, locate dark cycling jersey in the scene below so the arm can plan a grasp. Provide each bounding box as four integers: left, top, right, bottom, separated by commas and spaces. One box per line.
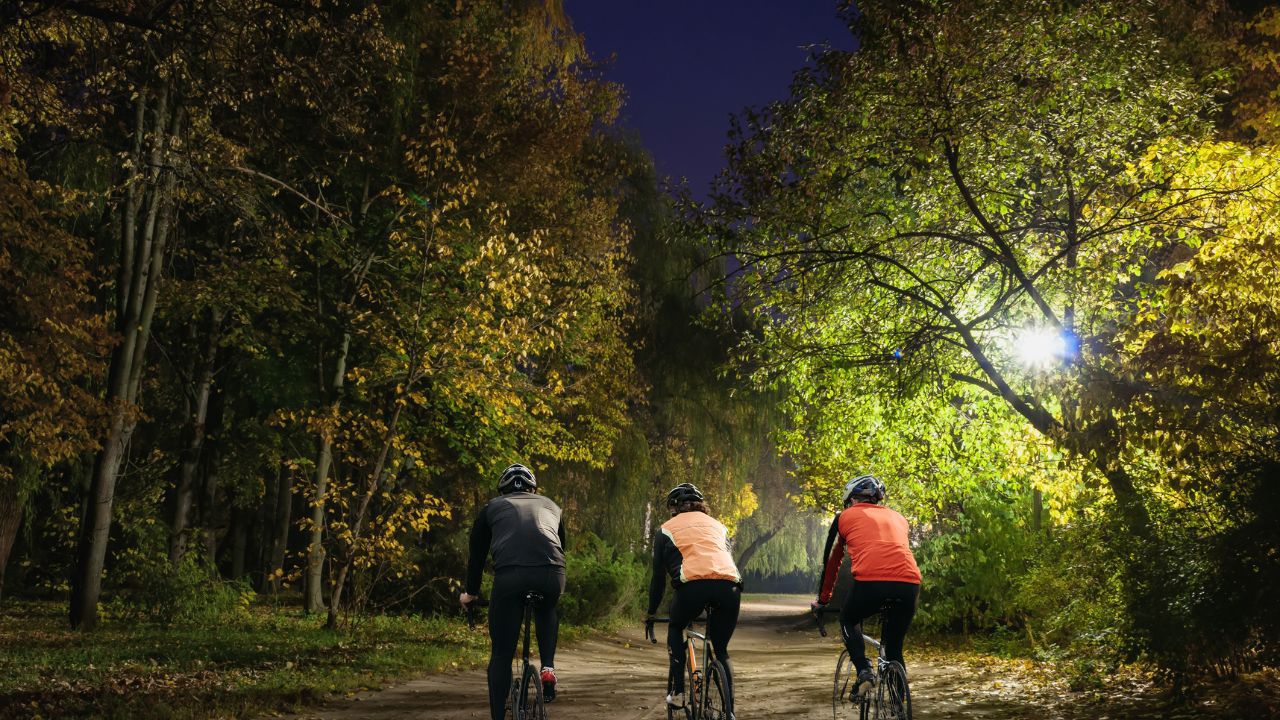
465, 492, 566, 595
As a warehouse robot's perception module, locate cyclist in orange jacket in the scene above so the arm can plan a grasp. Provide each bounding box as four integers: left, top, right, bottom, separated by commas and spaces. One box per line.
812, 474, 921, 695
645, 483, 742, 718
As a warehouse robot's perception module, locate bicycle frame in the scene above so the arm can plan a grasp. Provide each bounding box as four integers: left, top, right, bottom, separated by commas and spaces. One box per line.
521, 593, 536, 672
649, 614, 714, 684
465, 592, 547, 720
512, 592, 545, 719
814, 605, 912, 720
647, 613, 731, 718
684, 623, 710, 702
839, 613, 891, 676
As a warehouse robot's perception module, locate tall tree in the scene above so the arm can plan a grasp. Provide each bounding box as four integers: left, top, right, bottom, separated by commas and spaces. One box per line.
711, 0, 1270, 654
0, 111, 107, 597
715, 0, 1234, 542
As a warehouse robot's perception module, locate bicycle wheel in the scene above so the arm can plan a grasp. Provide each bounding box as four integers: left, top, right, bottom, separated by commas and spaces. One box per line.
875, 662, 911, 720
833, 650, 862, 720
702, 659, 731, 720
518, 662, 548, 720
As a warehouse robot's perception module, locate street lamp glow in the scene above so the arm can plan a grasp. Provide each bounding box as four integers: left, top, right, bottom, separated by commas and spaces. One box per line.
1014, 327, 1067, 367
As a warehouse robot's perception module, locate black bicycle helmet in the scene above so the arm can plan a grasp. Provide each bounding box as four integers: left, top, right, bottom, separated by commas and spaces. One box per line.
665, 482, 704, 508
842, 474, 886, 505
498, 464, 537, 494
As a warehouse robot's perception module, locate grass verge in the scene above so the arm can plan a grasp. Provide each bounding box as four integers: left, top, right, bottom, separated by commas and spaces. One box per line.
0, 600, 488, 720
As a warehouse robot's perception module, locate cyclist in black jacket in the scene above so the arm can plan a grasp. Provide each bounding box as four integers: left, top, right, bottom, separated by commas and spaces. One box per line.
460, 464, 566, 720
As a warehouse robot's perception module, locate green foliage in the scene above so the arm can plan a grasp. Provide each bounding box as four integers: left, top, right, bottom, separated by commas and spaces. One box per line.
1015, 515, 1129, 660
705, 0, 1280, 676
735, 512, 825, 581
1113, 442, 1280, 674
913, 491, 1037, 632
104, 553, 254, 627
558, 532, 647, 626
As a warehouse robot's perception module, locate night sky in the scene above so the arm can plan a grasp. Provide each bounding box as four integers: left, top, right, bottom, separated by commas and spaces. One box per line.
564, 1, 853, 197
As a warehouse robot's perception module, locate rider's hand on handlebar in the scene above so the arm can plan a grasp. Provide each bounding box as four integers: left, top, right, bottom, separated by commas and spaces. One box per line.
810, 600, 827, 612
460, 591, 479, 608
644, 615, 657, 643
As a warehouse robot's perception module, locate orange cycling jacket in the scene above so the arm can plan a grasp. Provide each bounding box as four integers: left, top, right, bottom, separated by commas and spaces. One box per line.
818, 503, 921, 604
647, 510, 741, 615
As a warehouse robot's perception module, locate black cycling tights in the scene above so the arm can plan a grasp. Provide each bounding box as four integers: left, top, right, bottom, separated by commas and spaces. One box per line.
840, 580, 920, 674
667, 579, 741, 708
488, 567, 566, 720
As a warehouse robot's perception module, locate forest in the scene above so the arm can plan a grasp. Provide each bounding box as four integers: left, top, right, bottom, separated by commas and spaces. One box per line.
1, 1, 1277, 718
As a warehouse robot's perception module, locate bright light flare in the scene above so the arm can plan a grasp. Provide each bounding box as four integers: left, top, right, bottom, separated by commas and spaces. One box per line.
1013, 327, 1068, 367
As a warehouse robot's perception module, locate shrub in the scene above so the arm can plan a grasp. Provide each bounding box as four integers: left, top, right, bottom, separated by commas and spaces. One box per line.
105, 550, 254, 625
912, 492, 1036, 633
559, 532, 646, 626
1014, 515, 1128, 660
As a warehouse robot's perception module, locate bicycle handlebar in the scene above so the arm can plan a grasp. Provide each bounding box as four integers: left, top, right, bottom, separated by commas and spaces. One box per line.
811, 604, 885, 649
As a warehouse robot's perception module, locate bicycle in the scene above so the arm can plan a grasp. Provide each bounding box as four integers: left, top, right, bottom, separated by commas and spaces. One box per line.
466, 593, 549, 720
645, 613, 733, 720
813, 602, 912, 720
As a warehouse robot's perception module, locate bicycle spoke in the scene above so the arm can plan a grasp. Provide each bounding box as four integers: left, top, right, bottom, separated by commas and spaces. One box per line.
878, 662, 912, 720
703, 659, 731, 720
517, 663, 548, 720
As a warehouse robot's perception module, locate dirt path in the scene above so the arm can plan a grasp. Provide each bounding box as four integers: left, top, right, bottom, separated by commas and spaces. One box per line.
276, 597, 1168, 720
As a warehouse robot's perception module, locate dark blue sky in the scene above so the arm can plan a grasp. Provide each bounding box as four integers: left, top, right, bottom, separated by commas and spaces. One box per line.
564, 1, 853, 196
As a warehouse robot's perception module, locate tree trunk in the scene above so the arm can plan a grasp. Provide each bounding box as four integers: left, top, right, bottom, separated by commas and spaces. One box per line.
71, 87, 183, 630
229, 505, 250, 580
0, 477, 24, 600
254, 464, 278, 590
198, 386, 226, 566
305, 332, 350, 615
269, 461, 292, 593
735, 515, 787, 572
169, 310, 221, 565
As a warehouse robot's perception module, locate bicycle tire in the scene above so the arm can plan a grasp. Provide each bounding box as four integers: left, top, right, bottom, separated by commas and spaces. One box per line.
875, 661, 911, 720
517, 662, 548, 720
833, 650, 861, 720
703, 658, 731, 720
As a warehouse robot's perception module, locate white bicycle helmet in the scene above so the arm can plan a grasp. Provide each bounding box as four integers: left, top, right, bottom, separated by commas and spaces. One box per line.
842, 474, 886, 505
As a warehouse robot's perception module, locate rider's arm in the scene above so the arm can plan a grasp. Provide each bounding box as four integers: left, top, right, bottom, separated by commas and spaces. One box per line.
464, 507, 492, 596
646, 531, 671, 616
817, 513, 845, 604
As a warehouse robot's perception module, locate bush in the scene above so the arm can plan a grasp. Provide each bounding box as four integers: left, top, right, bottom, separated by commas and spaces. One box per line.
105, 550, 254, 625
1015, 516, 1128, 660
912, 492, 1036, 633
1116, 447, 1280, 676
558, 532, 647, 626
